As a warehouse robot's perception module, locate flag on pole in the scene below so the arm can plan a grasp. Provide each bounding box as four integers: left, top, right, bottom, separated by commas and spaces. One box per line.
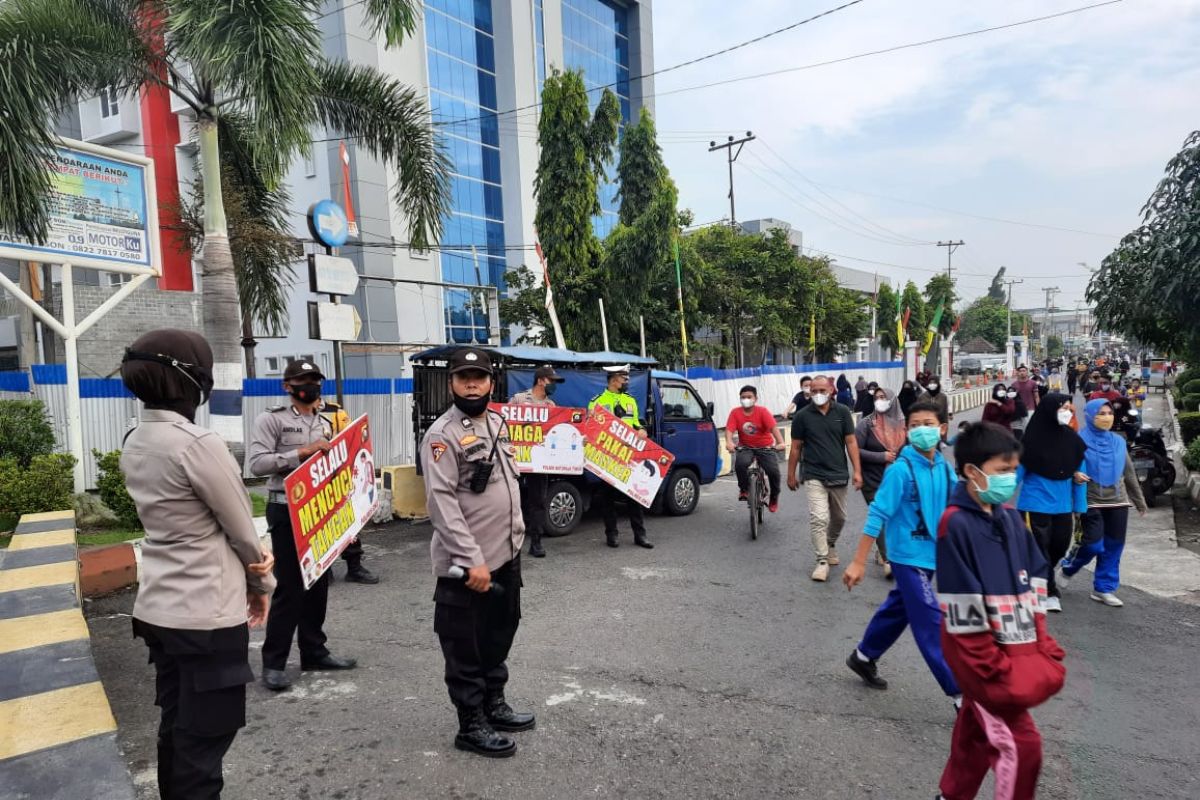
534, 237, 567, 350
895, 293, 904, 346
809, 312, 816, 350
338, 141, 359, 237
674, 239, 689, 364
922, 300, 945, 356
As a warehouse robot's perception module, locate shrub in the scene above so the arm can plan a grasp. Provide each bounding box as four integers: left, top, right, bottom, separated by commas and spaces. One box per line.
1182, 395, 1200, 413
1184, 439, 1200, 473
1183, 380, 1200, 396
1180, 412, 1200, 445
93, 450, 142, 530
0, 399, 56, 467
0, 454, 75, 515
1176, 367, 1200, 388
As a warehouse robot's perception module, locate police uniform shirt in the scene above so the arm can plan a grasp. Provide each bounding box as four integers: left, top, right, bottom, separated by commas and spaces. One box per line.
421, 405, 525, 576
509, 389, 556, 406
247, 403, 333, 490
588, 388, 641, 428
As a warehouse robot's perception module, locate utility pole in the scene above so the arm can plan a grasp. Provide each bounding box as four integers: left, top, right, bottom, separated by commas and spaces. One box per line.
936, 240, 965, 280
709, 132, 755, 228
1003, 277, 1024, 341
1041, 285, 1060, 357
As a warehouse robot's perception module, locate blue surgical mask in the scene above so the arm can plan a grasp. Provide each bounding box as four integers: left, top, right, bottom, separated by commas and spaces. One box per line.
907, 426, 942, 451
969, 468, 1018, 505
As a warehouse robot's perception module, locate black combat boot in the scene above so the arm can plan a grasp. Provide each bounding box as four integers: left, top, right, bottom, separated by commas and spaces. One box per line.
528, 532, 546, 558
484, 692, 536, 732
345, 558, 379, 584
633, 533, 654, 549
605, 530, 619, 548
455, 706, 517, 758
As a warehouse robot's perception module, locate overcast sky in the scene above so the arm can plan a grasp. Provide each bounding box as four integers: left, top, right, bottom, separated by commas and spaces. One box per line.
648, 0, 1200, 311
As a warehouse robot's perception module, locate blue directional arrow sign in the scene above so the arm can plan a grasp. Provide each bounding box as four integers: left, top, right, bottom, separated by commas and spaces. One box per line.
307, 199, 350, 248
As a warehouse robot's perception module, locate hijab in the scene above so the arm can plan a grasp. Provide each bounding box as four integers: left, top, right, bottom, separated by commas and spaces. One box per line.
854, 386, 874, 415
854, 376, 868, 392
897, 381, 917, 414
1020, 392, 1087, 480
1079, 399, 1124, 487
870, 388, 907, 454
120, 329, 214, 422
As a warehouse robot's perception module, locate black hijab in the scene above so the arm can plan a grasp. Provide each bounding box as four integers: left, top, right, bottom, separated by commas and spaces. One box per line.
854, 387, 874, 415
1020, 392, 1087, 480
897, 381, 918, 414
120, 329, 214, 422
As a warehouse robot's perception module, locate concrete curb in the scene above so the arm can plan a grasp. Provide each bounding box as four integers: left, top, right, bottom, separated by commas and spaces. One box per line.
1169, 389, 1200, 505
0, 510, 135, 800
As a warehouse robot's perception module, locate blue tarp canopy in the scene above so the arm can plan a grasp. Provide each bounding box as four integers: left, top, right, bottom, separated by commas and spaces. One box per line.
410, 345, 657, 367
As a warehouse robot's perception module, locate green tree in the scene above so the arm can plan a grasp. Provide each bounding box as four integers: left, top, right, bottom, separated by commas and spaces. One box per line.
923, 274, 957, 337
812, 272, 868, 363
533, 69, 620, 350
900, 281, 927, 344
957, 296, 1032, 351
1088, 130, 1200, 359
0, 0, 449, 450
1047, 335, 1064, 358
498, 265, 551, 345
604, 109, 679, 352
876, 283, 900, 354
987, 266, 1008, 302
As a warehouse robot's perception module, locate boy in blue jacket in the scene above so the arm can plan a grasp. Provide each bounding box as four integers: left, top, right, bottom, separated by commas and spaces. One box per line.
936, 422, 1066, 800
843, 401, 961, 704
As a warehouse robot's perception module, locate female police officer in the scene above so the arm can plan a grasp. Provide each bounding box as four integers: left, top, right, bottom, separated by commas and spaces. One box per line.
120, 329, 275, 798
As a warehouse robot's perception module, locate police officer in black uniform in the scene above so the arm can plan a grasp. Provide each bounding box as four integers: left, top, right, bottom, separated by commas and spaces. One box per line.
248, 360, 357, 691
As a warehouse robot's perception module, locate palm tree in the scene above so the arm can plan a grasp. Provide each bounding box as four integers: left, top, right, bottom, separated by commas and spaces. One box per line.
0, 0, 450, 451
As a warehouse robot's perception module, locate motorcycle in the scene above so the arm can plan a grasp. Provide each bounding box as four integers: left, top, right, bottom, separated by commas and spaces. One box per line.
1121, 408, 1175, 506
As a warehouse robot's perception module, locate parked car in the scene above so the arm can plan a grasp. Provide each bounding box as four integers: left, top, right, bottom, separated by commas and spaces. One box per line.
410, 345, 720, 535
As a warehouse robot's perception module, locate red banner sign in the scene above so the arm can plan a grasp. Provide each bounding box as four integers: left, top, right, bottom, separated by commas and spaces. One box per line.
489, 403, 588, 474
285, 414, 378, 589
583, 409, 675, 508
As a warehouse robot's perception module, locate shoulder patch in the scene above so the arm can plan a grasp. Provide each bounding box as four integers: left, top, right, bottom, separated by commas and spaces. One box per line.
430, 441, 448, 462
267, 404, 287, 412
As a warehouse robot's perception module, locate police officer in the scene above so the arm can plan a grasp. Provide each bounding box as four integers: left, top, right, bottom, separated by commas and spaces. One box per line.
249, 359, 357, 691
588, 364, 654, 550
119, 329, 275, 797
319, 401, 380, 584
508, 365, 564, 558
422, 347, 533, 758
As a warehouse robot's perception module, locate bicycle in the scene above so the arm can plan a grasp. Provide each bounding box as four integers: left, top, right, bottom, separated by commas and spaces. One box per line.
737, 446, 777, 540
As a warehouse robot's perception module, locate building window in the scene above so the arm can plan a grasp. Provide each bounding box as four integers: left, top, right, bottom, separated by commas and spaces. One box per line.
304, 151, 318, 178
265, 357, 280, 374
99, 87, 119, 119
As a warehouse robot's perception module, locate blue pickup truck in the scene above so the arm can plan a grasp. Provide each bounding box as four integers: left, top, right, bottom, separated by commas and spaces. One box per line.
410, 345, 720, 535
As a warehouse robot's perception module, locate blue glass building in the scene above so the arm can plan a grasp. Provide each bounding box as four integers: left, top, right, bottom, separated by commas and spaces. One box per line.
425, 0, 507, 343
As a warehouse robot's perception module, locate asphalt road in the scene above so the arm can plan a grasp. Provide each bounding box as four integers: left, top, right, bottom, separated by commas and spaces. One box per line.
86, 404, 1200, 800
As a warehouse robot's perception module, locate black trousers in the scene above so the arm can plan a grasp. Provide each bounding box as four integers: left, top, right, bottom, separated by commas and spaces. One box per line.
434, 557, 522, 710
519, 474, 548, 538
262, 502, 331, 670
599, 484, 646, 537
1026, 511, 1074, 598
134, 621, 252, 800
341, 536, 364, 566
734, 447, 782, 501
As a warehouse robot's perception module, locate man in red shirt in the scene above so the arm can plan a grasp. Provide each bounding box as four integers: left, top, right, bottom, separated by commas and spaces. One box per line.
725, 385, 786, 512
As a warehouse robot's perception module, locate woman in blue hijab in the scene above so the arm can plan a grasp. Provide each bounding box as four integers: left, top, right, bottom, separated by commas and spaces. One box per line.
1057, 399, 1148, 607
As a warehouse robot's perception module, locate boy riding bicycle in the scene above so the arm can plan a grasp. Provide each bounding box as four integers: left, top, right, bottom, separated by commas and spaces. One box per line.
725, 385, 786, 513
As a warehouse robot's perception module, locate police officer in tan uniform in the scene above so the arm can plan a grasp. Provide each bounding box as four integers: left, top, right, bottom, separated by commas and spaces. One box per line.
422, 347, 533, 758
508, 365, 564, 558
249, 360, 357, 691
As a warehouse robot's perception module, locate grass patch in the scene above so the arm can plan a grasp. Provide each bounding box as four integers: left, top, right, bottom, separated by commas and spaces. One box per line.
78, 529, 143, 548
250, 492, 267, 518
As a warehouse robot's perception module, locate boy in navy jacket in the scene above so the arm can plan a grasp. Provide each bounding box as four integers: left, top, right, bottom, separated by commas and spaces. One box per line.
936, 422, 1066, 800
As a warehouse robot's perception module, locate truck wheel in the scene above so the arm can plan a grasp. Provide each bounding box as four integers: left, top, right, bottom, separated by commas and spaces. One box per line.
664, 468, 700, 516
543, 480, 583, 537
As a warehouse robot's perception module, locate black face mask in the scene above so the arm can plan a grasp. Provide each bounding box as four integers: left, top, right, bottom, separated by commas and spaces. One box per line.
289, 382, 322, 404
544, 382, 558, 397
453, 393, 490, 417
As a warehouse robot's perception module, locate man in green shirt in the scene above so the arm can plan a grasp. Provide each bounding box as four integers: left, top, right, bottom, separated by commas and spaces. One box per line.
787, 375, 863, 582
588, 365, 653, 550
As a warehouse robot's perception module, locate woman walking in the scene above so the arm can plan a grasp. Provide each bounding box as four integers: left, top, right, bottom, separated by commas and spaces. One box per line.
855, 387, 906, 578
1016, 393, 1088, 613
837, 374, 855, 408
897, 380, 919, 416
120, 329, 275, 798
980, 383, 1016, 430
1057, 399, 1148, 607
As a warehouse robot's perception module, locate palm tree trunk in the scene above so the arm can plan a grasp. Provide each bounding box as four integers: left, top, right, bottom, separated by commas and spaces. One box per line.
197, 116, 245, 459
242, 315, 257, 379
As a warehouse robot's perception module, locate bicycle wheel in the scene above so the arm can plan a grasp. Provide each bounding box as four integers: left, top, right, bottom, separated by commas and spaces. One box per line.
748, 469, 761, 540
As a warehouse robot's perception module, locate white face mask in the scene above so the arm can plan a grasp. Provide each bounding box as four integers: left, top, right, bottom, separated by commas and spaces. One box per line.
740, 397, 755, 409
874, 399, 891, 413
1007, 391, 1017, 399
927, 383, 939, 391
1056, 408, 1074, 426
812, 392, 829, 406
